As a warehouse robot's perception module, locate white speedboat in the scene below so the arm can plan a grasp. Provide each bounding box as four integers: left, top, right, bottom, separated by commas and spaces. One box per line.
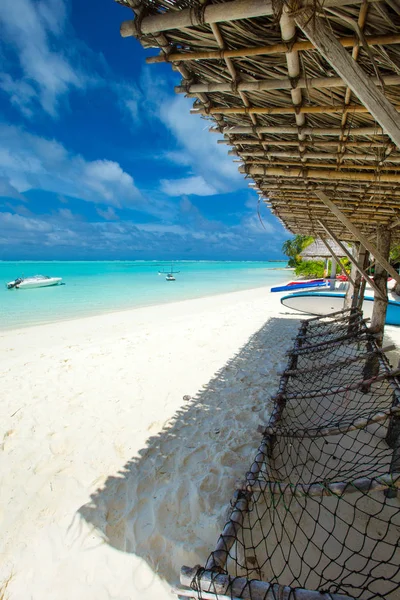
7, 275, 62, 289
166, 273, 176, 281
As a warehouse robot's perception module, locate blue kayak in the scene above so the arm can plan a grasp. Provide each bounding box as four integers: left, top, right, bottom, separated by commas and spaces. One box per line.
271, 281, 329, 293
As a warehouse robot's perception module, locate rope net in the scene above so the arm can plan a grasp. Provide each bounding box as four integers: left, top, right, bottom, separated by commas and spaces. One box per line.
181, 309, 400, 600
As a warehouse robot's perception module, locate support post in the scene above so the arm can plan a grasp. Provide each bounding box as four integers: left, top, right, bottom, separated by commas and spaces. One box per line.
370, 226, 391, 345
316, 191, 400, 286
318, 221, 385, 299
330, 256, 337, 290
294, 11, 400, 149
344, 244, 359, 310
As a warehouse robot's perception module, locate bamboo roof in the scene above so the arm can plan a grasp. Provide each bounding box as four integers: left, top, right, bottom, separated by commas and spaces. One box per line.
300, 238, 352, 258
117, 0, 400, 242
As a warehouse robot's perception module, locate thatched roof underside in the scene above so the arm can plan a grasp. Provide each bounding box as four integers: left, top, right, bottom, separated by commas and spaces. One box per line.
117, 0, 400, 242
300, 238, 352, 258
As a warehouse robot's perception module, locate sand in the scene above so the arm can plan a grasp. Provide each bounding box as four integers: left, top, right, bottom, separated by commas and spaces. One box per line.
0, 287, 302, 600
2, 288, 400, 600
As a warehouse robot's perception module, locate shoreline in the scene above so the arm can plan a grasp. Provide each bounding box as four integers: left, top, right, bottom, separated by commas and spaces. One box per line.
1, 282, 282, 335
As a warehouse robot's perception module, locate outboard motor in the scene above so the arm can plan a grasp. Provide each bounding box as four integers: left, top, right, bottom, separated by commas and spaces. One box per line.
7, 278, 23, 289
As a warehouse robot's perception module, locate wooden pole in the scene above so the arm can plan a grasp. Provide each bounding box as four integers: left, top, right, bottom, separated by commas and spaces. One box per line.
295, 11, 400, 150
225, 140, 390, 148
370, 226, 391, 344
344, 243, 359, 309
145, 33, 400, 62
351, 246, 367, 312
227, 125, 385, 135
192, 103, 400, 116
121, 0, 276, 37
176, 74, 400, 94
240, 165, 400, 183
233, 150, 400, 162
180, 567, 353, 600
318, 221, 385, 298
315, 191, 400, 285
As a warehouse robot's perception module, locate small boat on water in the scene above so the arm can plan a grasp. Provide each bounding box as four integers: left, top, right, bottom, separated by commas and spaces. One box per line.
7, 275, 62, 290
158, 265, 180, 281
280, 290, 400, 326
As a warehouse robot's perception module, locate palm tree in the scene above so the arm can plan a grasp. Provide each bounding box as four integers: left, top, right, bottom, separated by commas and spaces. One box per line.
282, 235, 314, 267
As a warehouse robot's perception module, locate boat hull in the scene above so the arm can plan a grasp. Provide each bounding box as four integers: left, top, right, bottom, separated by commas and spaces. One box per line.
271, 281, 329, 293
280, 291, 400, 326
14, 278, 62, 289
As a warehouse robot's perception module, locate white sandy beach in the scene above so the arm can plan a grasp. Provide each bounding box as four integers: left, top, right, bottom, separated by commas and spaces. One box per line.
1, 288, 400, 600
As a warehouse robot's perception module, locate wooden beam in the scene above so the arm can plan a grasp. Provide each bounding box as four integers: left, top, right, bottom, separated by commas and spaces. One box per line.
225, 139, 391, 148
145, 33, 400, 63
193, 103, 400, 116
121, 0, 276, 37
176, 74, 400, 94
240, 165, 400, 182
233, 151, 400, 161
318, 221, 386, 297
295, 11, 400, 150
220, 125, 385, 136
316, 191, 400, 285
122, 0, 381, 38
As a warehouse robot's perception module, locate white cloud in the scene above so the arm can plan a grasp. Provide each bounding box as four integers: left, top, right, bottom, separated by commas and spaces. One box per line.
0, 0, 83, 116
0, 124, 141, 208
97, 207, 119, 221
160, 175, 217, 197
159, 95, 242, 195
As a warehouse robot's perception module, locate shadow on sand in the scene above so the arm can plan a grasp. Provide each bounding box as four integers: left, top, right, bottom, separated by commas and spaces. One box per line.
78, 315, 301, 586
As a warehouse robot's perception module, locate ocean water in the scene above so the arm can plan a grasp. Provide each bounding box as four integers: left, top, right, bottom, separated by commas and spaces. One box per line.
0, 261, 289, 330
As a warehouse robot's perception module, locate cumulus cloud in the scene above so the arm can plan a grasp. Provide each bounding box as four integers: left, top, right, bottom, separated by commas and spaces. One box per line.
0, 124, 141, 208
160, 175, 217, 197
138, 72, 244, 197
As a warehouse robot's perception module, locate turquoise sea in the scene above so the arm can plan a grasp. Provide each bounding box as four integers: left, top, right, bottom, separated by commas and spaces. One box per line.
0, 261, 289, 330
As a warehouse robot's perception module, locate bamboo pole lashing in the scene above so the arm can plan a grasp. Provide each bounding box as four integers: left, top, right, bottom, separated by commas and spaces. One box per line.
243, 160, 400, 171
239, 165, 400, 182
219, 125, 386, 135
230, 150, 400, 159
146, 33, 400, 63
176, 74, 400, 94
192, 103, 400, 115
224, 139, 392, 147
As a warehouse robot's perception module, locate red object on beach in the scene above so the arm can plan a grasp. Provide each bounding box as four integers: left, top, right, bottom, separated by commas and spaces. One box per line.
336, 275, 348, 281
287, 279, 324, 286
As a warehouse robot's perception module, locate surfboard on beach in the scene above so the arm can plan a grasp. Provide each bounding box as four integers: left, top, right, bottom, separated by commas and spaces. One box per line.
280, 291, 400, 326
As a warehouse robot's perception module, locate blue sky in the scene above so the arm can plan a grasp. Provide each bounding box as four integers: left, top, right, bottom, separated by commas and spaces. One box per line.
0, 0, 289, 260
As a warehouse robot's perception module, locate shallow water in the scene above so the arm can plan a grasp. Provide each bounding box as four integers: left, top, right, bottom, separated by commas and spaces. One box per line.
0, 261, 289, 330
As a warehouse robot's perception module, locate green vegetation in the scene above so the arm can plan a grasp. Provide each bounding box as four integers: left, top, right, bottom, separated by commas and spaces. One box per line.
281, 235, 314, 267
295, 260, 325, 278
